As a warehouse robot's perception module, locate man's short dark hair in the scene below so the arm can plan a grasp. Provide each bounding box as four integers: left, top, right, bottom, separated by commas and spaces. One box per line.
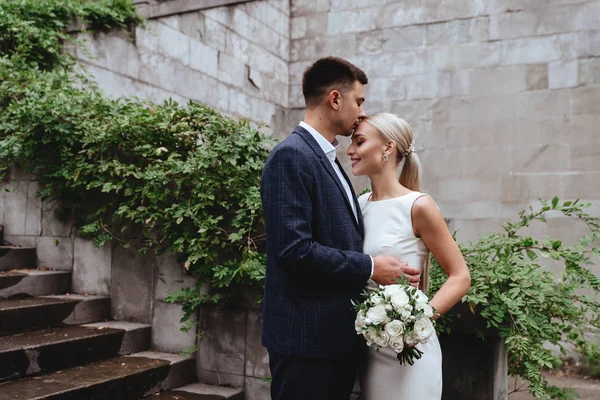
302, 56, 368, 107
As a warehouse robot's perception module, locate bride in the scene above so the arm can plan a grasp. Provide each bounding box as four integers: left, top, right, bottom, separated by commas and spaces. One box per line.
346, 113, 471, 399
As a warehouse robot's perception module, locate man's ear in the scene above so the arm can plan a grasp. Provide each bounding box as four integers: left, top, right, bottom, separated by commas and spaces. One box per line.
328, 90, 341, 110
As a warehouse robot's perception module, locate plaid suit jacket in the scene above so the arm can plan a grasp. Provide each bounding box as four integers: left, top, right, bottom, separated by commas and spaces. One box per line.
260, 126, 372, 358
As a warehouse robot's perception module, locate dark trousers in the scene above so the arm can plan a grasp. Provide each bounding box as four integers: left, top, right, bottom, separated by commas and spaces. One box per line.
268, 349, 359, 400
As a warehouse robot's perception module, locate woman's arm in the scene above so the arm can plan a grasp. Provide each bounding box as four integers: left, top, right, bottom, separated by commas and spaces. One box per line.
412, 195, 471, 317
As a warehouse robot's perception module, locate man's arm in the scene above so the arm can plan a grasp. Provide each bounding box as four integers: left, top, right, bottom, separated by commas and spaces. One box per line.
261, 146, 371, 283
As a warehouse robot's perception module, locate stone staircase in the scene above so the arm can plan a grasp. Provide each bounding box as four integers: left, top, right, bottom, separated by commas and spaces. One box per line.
0, 244, 243, 399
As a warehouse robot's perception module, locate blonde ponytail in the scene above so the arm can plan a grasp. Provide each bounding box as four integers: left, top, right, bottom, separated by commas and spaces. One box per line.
399, 151, 422, 192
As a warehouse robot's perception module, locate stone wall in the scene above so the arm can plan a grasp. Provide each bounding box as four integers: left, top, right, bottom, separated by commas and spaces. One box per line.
288, 0, 600, 256
75, 0, 290, 128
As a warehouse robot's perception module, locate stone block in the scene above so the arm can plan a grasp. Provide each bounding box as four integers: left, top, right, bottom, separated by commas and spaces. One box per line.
291, 13, 330, 40
579, 57, 600, 85
156, 22, 191, 66
75, 32, 108, 68
549, 60, 578, 89
3, 182, 28, 236
86, 64, 138, 99
404, 73, 438, 100
36, 236, 74, 271
203, 18, 227, 53
229, 89, 252, 117
366, 77, 406, 101
501, 174, 564, 203
154, 250, 197, 301
110, 245, 155, 323
243, 1, 289, 37
245, 310, 269, 378
72, 238, 111, 296
291, 0, 330, 16
269, 0, 290, 15
189, 39, 218, 78
248, 46, 288, 83
511, 145, 568, 173
501, 36, 562, 65
526, 63, 549, 90
571, 86, 600, 115
440, 333, 508, 400
576, 1, 600, 30
564, 172, 600, 199
244, 377, 271, 400
152, 300, 197, 354
24, 181, 41, 236
380, 25, 426, 52
291, 16, 307, 39
289, 61, 311, 85
469, 66, 527, 96
517, 90, 570, 119
135, 24, 159, 53
104, 34, 132, 77
569, 144, 600, 172
430, 42, 501, 70
180, 12, 205, 41
218, 53, 246, 88
451, 69, 470, 96
450, 218, 512, 243
433, 95, 518, 123
331, 0, 389, 10
327, 9, 377, 35
375, 1, 484, 29
425, 17, 490, 46
250, 97, 276, 125
288, 84, 304, 109
41, 200, 72, 238
290, 34, 357, 62
198, 309, 246, 375
489, 7, 577, 40
438, 177, 503, 203
562, 115, 600, 147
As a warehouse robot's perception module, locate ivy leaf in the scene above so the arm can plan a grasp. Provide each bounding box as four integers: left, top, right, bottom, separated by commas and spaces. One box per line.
552, 196, 559, 209
526, 249, 537, 260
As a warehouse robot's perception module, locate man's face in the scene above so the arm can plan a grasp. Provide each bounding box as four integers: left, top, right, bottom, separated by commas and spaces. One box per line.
337, 81, 366, 137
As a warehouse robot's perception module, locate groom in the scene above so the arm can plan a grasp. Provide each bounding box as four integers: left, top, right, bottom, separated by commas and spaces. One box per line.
260, 56, 421, 400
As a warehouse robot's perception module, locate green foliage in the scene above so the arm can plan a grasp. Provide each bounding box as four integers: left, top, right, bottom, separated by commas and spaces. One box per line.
0, 0, 272, 319
430, 198, 600, 399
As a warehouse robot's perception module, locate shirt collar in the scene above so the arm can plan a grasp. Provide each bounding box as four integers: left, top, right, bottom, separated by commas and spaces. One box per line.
299, 121, 339, 163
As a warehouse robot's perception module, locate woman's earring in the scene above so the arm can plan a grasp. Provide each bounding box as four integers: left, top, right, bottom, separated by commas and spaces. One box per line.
383, 153, 389, 161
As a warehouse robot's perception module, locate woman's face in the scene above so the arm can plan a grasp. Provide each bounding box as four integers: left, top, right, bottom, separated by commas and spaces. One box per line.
347, 120, 388, 176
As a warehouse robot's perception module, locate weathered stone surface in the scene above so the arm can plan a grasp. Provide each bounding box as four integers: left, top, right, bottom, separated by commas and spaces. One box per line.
501, 175, 565, 203
291, 0, 330, 16
151, 300, 197, 354
579, 57, 600, 85
110, 245, 155, 323
244, 377, 271, 400
244, 310, 269, 379
198, 309, 246, 376
571, 86, 600, 115
36, 236, 73, 271
41, 200, 72, 238
72, 238, 112, 296
549, 60, 578, 88
469, 66, 527, 95
525, 63, 549, 90
501, 36, 563, 65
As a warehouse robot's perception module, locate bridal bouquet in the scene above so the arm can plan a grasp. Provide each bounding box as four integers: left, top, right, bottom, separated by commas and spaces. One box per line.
353, 283, 436, 366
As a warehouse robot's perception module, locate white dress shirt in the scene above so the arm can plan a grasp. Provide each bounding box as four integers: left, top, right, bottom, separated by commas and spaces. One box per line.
299, 121, 374, 277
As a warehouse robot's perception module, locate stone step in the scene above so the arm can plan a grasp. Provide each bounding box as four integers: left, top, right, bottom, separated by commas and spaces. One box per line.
83, 321, 151, 355
0, 246, 37, 270
0, 270, 71, 299
0, 295, 110, 335
149, 383, 244, 400
0, 352, 194, 399
0, 325, 125, 383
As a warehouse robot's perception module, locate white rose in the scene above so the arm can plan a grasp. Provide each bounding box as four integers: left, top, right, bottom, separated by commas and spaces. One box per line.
371, 293, 384, 305
400, 309, 412, 321
366, 305, 389, 325
364, 330, 377, 347
355, 311, 367, 333
414, 290, 429, 304
404, 333, 419, 346
384, 320, 405, 337
373, 330, 390, 348
390, 291, 409, 311
383, 284, 403, 298
417, 303, 434, 318
389, 335, 405, 353
414, 318, 435, 343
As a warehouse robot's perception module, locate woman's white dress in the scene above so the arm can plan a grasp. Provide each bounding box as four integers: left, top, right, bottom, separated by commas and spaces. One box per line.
358, 191, 443, 400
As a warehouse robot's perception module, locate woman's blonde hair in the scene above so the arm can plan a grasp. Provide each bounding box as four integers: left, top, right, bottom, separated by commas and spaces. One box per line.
363, 113, 423, 192
364, 113, 430, 291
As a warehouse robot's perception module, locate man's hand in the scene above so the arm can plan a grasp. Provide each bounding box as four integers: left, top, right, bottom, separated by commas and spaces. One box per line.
371, 255, 421, 287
